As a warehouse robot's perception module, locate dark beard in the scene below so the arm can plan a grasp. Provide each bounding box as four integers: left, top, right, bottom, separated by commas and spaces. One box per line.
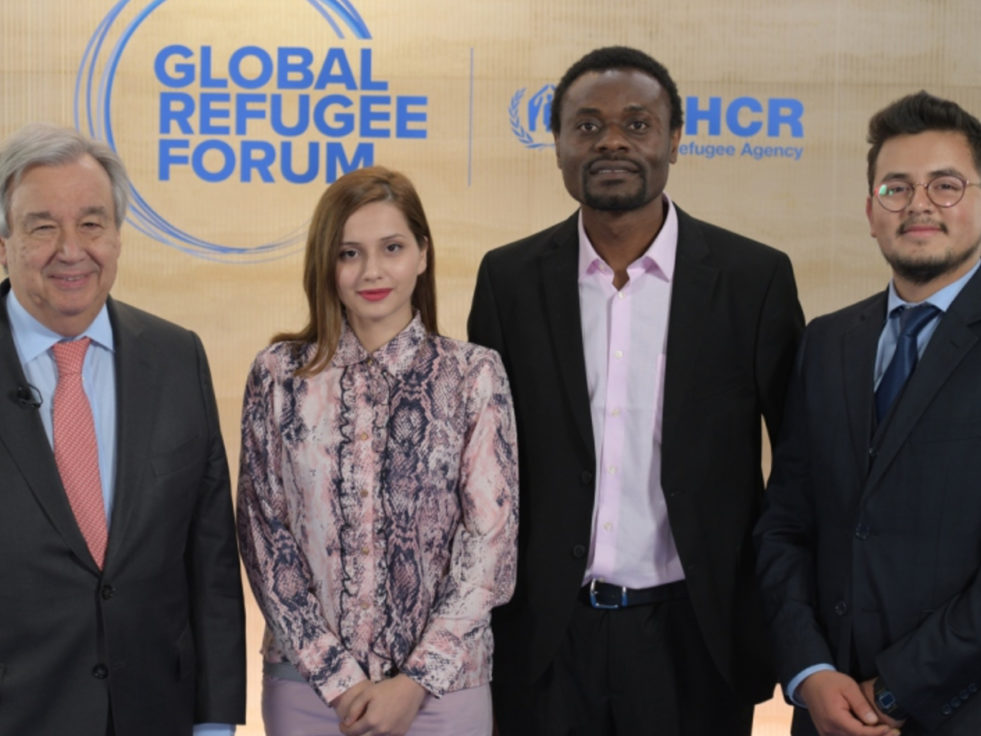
885, 244, 979, 284
580, 170, 652, 212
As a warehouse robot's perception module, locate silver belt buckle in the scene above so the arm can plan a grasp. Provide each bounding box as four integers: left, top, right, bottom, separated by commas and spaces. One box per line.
588, 579, 628, 609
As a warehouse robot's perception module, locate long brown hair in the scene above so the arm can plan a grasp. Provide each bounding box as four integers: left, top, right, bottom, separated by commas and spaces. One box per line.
274, 166, 438, 376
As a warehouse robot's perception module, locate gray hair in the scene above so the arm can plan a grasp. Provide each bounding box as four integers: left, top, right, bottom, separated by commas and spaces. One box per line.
0, 123, 130, 237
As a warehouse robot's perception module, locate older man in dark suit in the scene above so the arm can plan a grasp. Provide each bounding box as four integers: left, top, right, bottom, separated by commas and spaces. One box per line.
468, 46, 803, 736
0, 123, 245, 736
756, 91, 981, 736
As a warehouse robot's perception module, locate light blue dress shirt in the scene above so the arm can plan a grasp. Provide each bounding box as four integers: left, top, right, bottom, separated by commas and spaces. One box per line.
4, 290, 235, 736
786, 259, 981, 708
6, 289, 117, 519
873, 260, 981, 387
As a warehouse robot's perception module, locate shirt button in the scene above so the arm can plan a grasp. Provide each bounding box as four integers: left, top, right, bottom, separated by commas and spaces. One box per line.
92, 664, 109, 679
833, 600, 848, 616
617, 292, 625, 300
614, 350, 624, 359
602, 522, 612, 532
571, 544, 586, 559
607, 466, 617, 475
611, 408, 621, 416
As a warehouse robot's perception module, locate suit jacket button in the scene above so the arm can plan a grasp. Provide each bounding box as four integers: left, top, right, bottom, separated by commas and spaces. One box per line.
92, 664, 109, 679
571, 544, 586, 559
101, 584, 115, 600
942, 704, 953, 716
854, 523, 870, 540
833, 600, 848, 616
580, 470, 593, 485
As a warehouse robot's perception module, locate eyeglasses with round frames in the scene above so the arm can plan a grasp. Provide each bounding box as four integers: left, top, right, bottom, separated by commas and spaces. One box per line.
875, 174, 981, 212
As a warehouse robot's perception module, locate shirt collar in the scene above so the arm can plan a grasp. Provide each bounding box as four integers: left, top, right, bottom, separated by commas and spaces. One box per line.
885, 258, 981, 317
330, 312, 428, 376
5, 288, 114, 363
577, 193, 679, 284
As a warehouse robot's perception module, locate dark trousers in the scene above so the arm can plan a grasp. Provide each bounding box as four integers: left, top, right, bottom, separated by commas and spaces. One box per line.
493, 588, 753, 736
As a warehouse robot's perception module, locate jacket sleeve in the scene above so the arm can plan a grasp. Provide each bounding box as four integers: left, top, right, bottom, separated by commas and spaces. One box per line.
755, 251, 805, 443
186, 332, 247, 724
467, 254, 507, 358
236, 351, 367, 705
754, 329, 838, 687
876, 568, 981, 730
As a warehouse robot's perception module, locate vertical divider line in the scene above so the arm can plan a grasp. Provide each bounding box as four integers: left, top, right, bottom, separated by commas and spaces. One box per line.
468, 46, 474, 187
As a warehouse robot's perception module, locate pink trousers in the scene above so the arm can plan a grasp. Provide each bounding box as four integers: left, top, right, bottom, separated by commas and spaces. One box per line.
262, 676, 492, 736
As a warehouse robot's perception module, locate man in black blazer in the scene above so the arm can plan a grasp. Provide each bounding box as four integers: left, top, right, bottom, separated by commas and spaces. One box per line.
756, 92, 981, 736
0, 124, 245, 735
468, 47, 803, 735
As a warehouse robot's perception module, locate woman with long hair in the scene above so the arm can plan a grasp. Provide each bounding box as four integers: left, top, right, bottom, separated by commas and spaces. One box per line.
237, 166, 518, 736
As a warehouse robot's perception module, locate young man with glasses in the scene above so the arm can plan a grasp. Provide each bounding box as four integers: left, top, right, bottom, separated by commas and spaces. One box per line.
756, 91, 981, 736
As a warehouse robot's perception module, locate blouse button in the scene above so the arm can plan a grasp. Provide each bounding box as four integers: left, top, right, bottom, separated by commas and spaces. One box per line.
360, 489, 369, 498
360, 432, 369, 441
360, 600, 371, 610
361, 546, 370, 555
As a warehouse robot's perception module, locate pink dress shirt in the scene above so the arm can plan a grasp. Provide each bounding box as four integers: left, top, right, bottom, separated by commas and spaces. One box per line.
237, 316, 518, 705
578, 196, 686, 589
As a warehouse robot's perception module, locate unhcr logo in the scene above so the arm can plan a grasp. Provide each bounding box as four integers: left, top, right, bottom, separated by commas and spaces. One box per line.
509, 84, 555, 149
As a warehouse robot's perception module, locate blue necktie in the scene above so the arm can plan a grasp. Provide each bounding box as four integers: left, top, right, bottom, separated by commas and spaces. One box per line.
875, 303, 940, 422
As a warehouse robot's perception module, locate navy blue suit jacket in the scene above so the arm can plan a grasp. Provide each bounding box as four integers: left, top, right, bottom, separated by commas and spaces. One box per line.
757, 267, 981, 734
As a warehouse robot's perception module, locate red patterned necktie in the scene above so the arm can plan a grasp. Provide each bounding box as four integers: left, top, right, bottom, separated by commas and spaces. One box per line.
52, 338, 108, 568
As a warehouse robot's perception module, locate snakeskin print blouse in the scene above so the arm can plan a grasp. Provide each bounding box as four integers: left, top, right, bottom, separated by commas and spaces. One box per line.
237, 315, 518, 705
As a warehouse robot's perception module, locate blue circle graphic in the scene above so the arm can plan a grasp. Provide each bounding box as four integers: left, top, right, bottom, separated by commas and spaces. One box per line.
75, 0, 372, 262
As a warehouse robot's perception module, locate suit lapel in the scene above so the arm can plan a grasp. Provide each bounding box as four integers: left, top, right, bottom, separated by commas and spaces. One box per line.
103, 300, 161, 568
841, 295, 885, 480
540, 215, 595, 461
867, 271, 981, 491
0, 282, 99, 570
661, 209, 719, 451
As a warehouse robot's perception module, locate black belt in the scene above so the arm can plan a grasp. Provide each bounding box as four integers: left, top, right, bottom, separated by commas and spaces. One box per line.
579, 579, 687, 610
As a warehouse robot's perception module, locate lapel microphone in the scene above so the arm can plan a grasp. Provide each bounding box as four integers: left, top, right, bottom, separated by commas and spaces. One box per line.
11, 384, 42, 409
